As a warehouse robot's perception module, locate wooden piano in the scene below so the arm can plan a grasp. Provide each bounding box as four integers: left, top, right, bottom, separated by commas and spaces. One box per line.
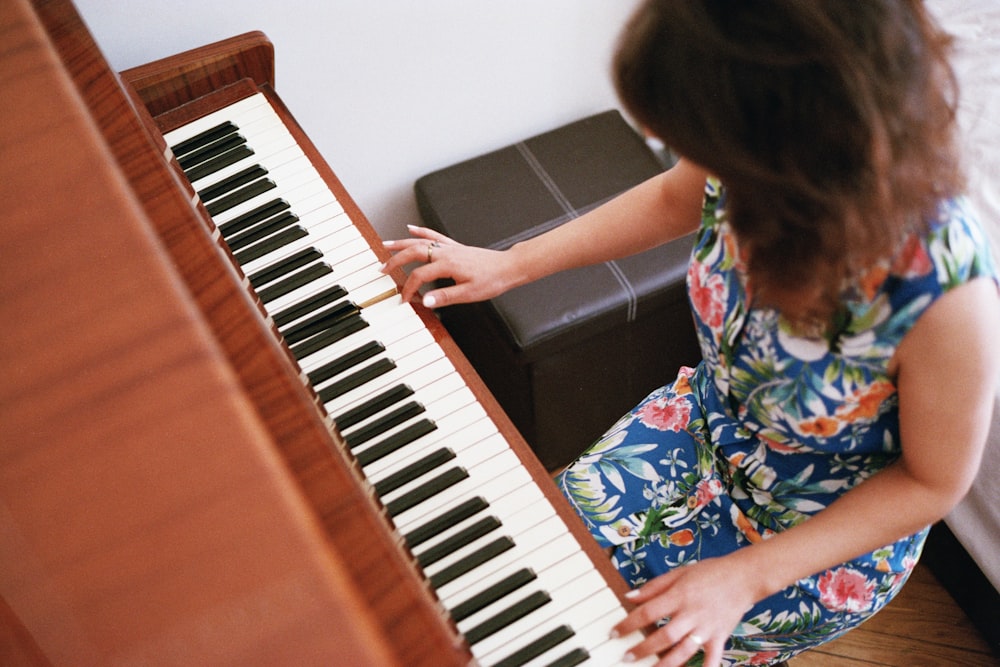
0, 1, 650, 664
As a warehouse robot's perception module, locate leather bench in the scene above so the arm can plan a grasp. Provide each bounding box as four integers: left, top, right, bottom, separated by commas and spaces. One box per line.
415, 110, 701, 470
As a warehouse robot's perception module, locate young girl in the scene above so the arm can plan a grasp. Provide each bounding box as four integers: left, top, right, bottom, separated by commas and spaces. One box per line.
382, 1, 999, 665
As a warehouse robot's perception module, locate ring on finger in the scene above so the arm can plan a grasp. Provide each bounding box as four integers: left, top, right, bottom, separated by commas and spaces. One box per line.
426, 241, 441, 263
688, 633, 705, 647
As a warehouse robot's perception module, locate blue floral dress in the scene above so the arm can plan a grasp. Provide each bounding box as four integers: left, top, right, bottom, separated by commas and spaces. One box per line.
555, 178, 997, 665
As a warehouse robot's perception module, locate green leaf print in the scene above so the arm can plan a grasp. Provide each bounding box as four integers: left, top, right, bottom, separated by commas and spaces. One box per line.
560, 468, 622, 524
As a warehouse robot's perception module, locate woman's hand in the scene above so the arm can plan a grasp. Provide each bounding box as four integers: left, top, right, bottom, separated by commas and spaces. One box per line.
613, 557, 757, 667
381, 225, 521, 307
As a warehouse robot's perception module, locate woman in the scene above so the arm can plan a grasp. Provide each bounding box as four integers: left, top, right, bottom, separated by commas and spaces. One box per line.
382, 1, 999, 665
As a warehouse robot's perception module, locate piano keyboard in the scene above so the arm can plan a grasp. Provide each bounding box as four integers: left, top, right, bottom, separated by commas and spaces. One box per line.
163, 93, 653, 667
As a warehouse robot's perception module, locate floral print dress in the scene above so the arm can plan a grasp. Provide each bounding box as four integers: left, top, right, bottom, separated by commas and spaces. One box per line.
555, 178, 997, 666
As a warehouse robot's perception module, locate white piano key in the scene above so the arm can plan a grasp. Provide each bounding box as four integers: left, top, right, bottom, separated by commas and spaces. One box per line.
289, 200, 349, 237
353, 371, 475, 435
397, 371, 470, 413
322, 343, 446, 415
400, 436, 516, 542
198, 144, 315, 203
453, 539, 595, 638
415, 468, 557, 577
392, 450, 531, 531
574, 609, 658, 667
473, 567, 613, 660
214, 176, 335, 228
373, 417, 516, 510
365, 404, 495, 488
261, 223, 362, 272
404, 451, 551, 552
264, 266, 389, 329
207, 166, 325, 224
362, 411, 499, 482
344, 381, 477, 460
433, 514, 578, 603
163, 95, 269, 145
310, 331, 436, 402
356, 400, 493, 477
295, 300, 426, 373
330, 272, 397, 308
188, 131, 302, 191
242, 223, 363, 277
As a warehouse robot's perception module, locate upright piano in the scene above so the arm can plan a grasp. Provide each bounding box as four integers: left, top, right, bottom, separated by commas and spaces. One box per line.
0, 1, 651, 664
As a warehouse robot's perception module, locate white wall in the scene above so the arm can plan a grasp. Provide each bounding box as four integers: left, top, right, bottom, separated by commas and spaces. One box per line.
75, 0, 641, 241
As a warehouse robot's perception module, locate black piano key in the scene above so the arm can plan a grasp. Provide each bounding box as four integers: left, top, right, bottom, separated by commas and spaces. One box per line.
205, 178, 277, 217
491, 625, 576, 667
272, 284, 349, 328
307, 339, 382, 387
248, 248, 324, 289
372, 448, 456, 497
465, 590, 552, 646
219, 199, 291, 238
354, 418, 436, 467
416, 516, 502, 570
544, 648, 590, 667
317, 358, 397, 405
198, 165, 268, 203
226, 211, 299, 251
404, 496, 490, 549
233, 226, 309, 265
384, 466, 469, 517
256, 262, 332, 303
282, 299, 361, 345
429, 536, 516, 590
290, 315, 367, 360
170, 120, 238, 158
178, 133, 247, 170
334, 384, 415, 431
184, 145, 255, 183
345, 400, 424, 448
449, 568, 538, 623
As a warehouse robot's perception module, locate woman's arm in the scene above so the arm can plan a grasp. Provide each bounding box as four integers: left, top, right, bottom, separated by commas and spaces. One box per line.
381, 158, 708, 307
614, 276, 1000, 667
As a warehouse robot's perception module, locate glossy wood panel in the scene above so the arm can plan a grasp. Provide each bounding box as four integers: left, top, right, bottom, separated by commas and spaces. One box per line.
1, 1, 395, 664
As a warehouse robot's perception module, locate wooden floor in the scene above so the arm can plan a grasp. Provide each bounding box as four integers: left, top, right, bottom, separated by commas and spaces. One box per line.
791, 562, 997, 666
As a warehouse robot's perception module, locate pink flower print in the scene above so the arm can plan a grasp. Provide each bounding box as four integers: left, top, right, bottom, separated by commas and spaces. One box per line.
688, 478, 723, 510
689, 261, 727, 330
818, 567, 876, 613
890, 233, 934, 279
636, 395, 691, 433
747, 652, 781, 666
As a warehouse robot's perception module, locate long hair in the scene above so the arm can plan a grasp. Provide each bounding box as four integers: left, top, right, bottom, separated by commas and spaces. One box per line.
615, 0, 962, 327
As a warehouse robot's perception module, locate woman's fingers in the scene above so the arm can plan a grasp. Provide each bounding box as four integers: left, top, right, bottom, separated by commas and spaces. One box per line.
614, 570, 681, 637
405, 224, 453, 244
700, 640, 724, 667
382, 226, 515, 307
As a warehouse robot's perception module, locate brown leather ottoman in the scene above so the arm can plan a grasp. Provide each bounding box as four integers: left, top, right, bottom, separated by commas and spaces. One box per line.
415, 111, 701, 470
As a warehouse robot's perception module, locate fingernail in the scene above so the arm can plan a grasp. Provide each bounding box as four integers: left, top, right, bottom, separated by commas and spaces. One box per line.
379, 262, 387, 273
423, 294, 436, 308
609, 628, 620, 639
408, 224, 420, 231
624, 589, 640, 599
383, 239, 395, 246
622, 652, 636, 663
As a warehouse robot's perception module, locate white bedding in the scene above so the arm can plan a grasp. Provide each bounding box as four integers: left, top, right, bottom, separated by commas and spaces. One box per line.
929, 0, 1000, 592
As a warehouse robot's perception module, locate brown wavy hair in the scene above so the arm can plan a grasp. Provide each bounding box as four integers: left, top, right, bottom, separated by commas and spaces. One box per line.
614, 0, 963, 328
